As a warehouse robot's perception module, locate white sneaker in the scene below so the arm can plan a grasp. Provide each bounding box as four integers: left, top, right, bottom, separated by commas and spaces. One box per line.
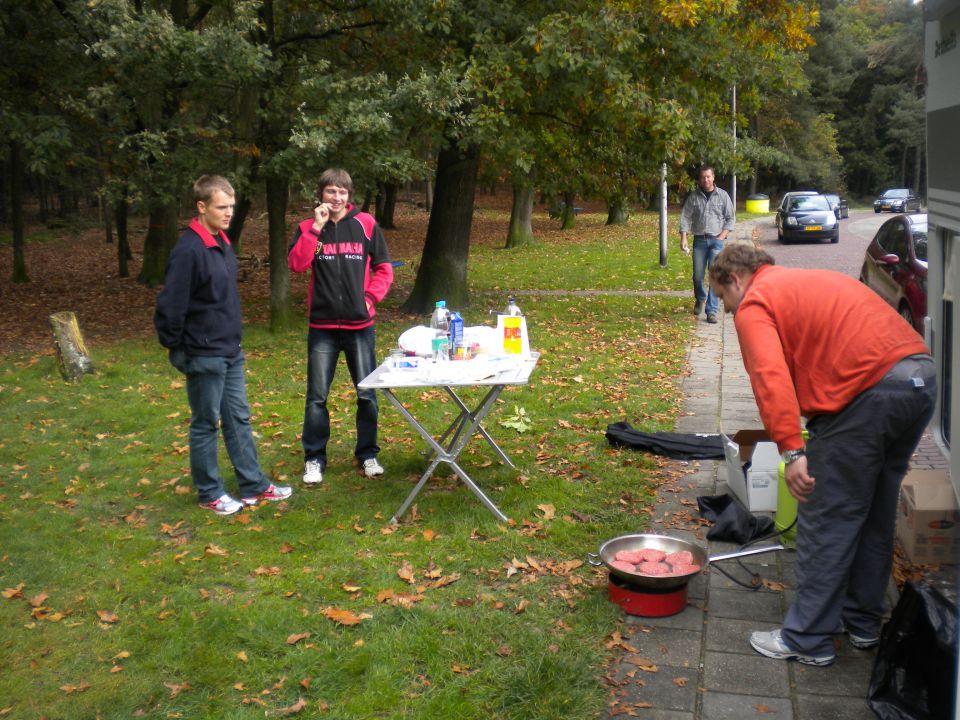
362, 458, 384, 477
199, 494, 243, 516
303, 459, 323, 485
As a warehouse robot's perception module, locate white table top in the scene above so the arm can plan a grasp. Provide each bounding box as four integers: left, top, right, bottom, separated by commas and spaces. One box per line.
359, 352, 539, 390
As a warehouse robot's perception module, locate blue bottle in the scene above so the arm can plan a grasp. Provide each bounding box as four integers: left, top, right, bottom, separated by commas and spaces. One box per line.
448, 311, 464, 358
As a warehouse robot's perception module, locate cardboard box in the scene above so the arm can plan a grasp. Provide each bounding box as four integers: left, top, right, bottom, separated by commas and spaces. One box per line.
722, 430, 780, 512
897, 469, 960, 564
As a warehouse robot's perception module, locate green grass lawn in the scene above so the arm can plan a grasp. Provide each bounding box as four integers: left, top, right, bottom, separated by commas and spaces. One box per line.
0, 210, 696, 718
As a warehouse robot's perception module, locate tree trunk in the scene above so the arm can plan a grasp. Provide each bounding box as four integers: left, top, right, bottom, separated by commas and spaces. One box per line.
424, 178, 433, 212
0, 158, 7, 225
374, 183, 385, 220
50, 311, 96, 382
102, 201, 114, 244
401, 142, 480, 315
900, 145, 908, 187
228, 191, 253, 255
265, 173, 294, 332
38, 176, 48, 224
505, 171, 535, 248
138, 200, 179, 287
116, 190, 130, 278
378, 182, 398, 229
9, 141, 28, 283
560, 189, 576, 230
228, 85, 262, 254
606, 197, 629, 225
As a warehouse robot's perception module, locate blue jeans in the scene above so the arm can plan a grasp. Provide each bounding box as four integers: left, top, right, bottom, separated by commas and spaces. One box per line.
782, 356, 935, 657
303, 326, 380, 468
692, 236, 724, 316
181, 352, 270, 503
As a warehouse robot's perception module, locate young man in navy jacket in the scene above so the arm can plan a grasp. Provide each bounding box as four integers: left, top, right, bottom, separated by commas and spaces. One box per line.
288, 168, 394, 485
154, 175, 292, 515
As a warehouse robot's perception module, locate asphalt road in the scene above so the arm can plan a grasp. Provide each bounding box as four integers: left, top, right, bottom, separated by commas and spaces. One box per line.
754, 210, 893, 278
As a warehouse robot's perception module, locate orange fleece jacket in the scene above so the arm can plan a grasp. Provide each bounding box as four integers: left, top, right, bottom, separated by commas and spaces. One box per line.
733, 265, 929, 453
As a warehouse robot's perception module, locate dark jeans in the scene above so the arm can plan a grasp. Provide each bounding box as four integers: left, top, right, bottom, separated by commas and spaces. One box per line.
692, 235, 724, 315
179, 351, 270, 503
302, 326, 379, 468
782, 356, 936, 656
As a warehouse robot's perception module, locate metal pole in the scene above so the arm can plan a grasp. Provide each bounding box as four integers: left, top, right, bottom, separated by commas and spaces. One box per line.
659, 162, 668, 267
731, 85, 737, 212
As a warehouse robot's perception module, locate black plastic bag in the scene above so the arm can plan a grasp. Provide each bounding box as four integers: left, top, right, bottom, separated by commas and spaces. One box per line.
696, 494, 774, 544
867, 580, 958, 720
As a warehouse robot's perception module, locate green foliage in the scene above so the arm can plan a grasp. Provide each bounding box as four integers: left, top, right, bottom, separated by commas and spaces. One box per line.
0, 208, 694, 718
499, 406, 532, 433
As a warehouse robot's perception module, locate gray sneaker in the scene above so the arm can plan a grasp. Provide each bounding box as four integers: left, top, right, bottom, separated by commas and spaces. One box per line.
840, 623, 880, 650
749, 629, 835, 666
706, 313, 718, 324
693, 300, 704, 316
848, 632, 880, 650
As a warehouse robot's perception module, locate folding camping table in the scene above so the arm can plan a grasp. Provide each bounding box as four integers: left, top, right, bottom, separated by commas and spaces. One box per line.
358, 353, 539, 523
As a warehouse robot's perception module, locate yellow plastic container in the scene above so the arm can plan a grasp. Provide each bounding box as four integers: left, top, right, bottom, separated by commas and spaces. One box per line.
775, 462, 797, 542
774, 430, 808, 542
746, 194, 770, 214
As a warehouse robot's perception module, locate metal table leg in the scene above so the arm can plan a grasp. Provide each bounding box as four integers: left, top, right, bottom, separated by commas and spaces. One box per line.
379, 385, 510, 523
443, 386, 514, 467
423, 386, 514, 468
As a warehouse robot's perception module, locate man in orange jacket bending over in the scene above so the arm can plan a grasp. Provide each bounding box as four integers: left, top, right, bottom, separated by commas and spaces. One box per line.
709, 243, 934, 667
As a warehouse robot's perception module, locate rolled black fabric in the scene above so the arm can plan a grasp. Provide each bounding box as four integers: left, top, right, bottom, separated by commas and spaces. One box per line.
605, 422, 725, 460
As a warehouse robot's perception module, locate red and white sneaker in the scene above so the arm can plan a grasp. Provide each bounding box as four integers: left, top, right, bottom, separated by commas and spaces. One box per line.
240, 483, 293, 506
199, 494, 244, 516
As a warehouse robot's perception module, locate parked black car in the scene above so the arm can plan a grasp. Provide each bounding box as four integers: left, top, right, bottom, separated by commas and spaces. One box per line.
776, 191, 818, 214
776, 193, 840, 244
823, 193, 849, 219
873, 188, 921, 214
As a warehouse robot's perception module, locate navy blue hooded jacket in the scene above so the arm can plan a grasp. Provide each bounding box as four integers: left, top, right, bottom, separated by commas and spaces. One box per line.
154, 218, 243, 357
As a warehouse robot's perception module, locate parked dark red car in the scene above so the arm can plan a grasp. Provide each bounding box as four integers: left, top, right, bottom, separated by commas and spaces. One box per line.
859, 214, 928, 333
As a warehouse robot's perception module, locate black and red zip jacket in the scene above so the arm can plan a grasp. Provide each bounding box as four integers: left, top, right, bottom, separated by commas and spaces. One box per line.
287, 205, 393, 329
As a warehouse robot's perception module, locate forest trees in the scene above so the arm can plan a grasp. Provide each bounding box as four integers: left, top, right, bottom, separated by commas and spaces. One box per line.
800, 0, 926, 195
3, 0, 924, 308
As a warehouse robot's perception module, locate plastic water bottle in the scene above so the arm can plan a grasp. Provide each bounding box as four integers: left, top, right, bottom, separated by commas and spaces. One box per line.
430, 300, 449, 333
448, 312, 464, 358
505, 296, 522, 316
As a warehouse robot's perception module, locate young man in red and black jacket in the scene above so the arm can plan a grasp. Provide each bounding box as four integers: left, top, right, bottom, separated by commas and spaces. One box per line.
288, 168, 394, 486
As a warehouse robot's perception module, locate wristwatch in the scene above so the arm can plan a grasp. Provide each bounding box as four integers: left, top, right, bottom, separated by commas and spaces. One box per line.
781, 448, 806, 465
